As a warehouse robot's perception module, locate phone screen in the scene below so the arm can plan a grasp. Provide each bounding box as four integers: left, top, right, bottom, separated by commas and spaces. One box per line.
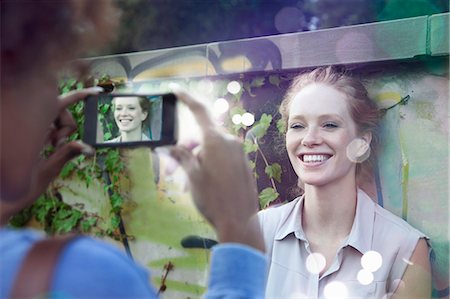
83, 93, 177, 148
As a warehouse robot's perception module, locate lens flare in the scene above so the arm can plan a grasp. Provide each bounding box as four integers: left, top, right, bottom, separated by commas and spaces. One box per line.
306, 253, 326, 274
241, 112, 255, 126
361, 251, 383, 272
357, 269, 374, 285
346, 138, 370, 163
213, 98, 229, 115
232, 114, 242, 125
227, 81, 241, 95
324, 281, 348, 299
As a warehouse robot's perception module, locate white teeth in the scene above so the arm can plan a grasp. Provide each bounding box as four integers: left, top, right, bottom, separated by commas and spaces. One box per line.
303, 154, 329, 163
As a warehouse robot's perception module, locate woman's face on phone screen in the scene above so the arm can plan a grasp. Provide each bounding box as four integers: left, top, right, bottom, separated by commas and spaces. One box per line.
113, 97, 147, 134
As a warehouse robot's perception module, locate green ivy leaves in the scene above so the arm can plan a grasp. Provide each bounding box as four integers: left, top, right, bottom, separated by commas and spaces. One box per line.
10, 77, 129, 238
265, 163, 282, 183
259, 187, 280, 209
251, 113, 272, 139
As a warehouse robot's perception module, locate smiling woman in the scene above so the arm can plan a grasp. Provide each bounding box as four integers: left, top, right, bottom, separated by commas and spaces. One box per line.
258, 66, 432, 299
108, 96, 151, 142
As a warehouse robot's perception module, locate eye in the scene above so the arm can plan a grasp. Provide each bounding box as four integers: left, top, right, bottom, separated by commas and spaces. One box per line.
115, 106, 123, 111
323, 122, 338, 129
289, 123, 305, 130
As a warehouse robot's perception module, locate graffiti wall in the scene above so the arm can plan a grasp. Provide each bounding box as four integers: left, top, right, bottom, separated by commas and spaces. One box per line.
70, 14, 449, 298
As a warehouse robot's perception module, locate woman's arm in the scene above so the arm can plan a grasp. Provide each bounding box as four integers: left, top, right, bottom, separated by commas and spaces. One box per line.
392, 238, 431, 299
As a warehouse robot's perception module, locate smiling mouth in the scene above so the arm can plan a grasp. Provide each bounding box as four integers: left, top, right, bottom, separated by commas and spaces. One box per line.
300, 154, 332, 163
119, 119, 133, 124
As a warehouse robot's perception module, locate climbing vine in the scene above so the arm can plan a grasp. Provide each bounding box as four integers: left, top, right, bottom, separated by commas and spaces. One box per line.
207, 73, 295, 208
9, 72, 293, 235
9, 76, 130, 239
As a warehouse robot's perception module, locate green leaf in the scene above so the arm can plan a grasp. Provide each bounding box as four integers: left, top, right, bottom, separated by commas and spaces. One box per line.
251, 77, 265, 87
276, 119, 286, 135
105, 149, 122, 172
265, 163, 282, 183
100, 103, 111, 114
76, 81, 84, 90
31, 195, 56, 223
251, 113, 272, 139
60, 161, 77, 178
81, 217, 97, 232
104, 132, 112, 140
110, 214, 121, 229
53, 208, 82, 233
248, 160, 256, 170
259, 187, 279, 208
269, 75, 281, 87
110, 192, 123, 211
259, 113, 272, 128
243, 139, 258, 154
9, 208, 32, 227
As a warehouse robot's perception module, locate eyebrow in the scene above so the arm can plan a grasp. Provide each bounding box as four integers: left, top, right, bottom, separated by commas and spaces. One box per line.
289, 113, 345, 122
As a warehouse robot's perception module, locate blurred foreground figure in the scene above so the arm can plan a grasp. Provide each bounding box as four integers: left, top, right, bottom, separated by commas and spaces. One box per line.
0, 1, 266, 298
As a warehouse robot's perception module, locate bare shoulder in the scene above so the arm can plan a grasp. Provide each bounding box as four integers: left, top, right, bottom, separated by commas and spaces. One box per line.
392, 238, 432, 299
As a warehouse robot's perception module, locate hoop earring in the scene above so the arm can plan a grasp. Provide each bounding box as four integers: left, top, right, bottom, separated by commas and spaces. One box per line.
346, 138, 370, 163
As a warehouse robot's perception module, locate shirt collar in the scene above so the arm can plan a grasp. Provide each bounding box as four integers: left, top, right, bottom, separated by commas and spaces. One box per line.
274, 196, 308, 241
344, 189, 376, 254
273, 189, 376, 254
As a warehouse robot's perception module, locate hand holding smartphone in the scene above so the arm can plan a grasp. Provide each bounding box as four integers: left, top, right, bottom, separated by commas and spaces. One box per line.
83, 93, 177, 148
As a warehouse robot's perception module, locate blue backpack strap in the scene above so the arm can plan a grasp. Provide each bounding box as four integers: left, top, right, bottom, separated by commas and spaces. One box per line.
10, 234, 78, 299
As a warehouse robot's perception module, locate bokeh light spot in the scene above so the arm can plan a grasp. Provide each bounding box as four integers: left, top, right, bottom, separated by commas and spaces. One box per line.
227, 81, 241, 95
213, 98, 229, 115
231, 114, 242, 125
357, 269, 374, 285
241, 112, 255, 126
346, 138, 370, 163
274, 6, 305, 33
361, 251, 383, 272
306, 252, 326, 274
324, 281, 348, 299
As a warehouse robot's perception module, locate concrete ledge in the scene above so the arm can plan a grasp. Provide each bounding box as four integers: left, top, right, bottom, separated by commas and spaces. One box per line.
88, 13, 449, 81
430, 13, 449, 56
208, 16, 429, 74
88, 44, 209, 81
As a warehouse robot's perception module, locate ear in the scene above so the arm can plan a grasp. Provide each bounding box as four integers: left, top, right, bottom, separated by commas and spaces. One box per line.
141, 111, 148, 121
360, 131, 372, 146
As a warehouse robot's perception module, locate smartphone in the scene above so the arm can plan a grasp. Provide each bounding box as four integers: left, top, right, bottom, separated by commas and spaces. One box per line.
83, 93, 177, 148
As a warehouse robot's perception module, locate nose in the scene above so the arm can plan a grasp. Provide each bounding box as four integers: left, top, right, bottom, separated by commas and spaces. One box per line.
119, 108, 129, 115
301, 127, 322, 147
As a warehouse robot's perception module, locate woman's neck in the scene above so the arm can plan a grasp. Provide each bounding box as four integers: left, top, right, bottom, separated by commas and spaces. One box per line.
121, 129, 142, 142
302, 175, 358, 239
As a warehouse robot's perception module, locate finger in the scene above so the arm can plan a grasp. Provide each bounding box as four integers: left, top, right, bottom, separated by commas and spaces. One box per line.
57, 86, 103, 111
42, 141, 94, 178
169, 146, 198, 174
28, 141, 93, 203
51, 110, 77, 146
168, 84, 216, 134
